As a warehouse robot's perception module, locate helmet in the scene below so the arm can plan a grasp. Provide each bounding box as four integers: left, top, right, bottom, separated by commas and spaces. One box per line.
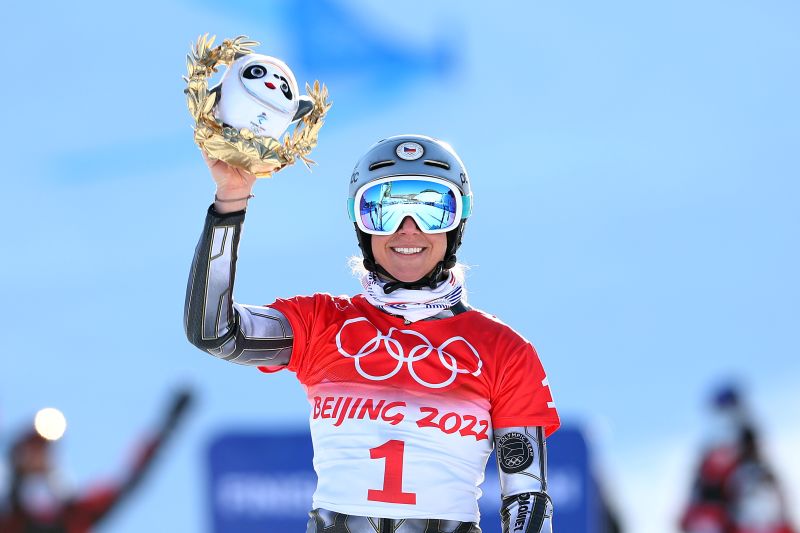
712, 383, 742, 409
347, 134, 473, 292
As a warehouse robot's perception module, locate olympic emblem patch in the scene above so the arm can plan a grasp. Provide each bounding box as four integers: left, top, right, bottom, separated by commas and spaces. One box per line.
335, 317, 482, 389
396, 142, 424, 160
497, 432, 535, 473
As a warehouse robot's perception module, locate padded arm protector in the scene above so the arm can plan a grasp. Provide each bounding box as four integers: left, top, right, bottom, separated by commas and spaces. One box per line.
184, 205, 293, 366
495, 426, 553, 533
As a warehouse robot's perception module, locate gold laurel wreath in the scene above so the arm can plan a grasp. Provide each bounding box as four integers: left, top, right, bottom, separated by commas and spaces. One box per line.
184, 34, 331, 178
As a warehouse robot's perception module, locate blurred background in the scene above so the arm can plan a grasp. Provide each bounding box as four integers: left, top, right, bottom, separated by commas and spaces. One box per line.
1, 0, 798, 531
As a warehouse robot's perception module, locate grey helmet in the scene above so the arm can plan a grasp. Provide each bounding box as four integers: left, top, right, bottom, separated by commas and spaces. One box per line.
347, 134, 473, 292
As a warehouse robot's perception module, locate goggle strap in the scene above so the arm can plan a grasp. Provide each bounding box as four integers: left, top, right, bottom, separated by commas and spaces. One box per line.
347, 198, 356, 222
462, 195, 472, 219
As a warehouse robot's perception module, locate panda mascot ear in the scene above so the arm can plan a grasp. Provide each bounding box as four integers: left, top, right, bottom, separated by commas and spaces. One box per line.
292, 96, 314, 122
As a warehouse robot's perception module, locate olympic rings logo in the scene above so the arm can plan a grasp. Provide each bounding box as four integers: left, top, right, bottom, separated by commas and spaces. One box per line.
335, 317, 483, 389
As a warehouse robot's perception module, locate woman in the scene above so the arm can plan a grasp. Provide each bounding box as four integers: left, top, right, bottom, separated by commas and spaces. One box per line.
185, 134, 560, 532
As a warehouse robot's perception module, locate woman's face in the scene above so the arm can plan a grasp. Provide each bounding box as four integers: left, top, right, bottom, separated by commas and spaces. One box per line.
371, 216, 447, 282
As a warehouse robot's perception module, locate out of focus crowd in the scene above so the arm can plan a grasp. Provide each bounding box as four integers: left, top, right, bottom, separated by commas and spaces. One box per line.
0, 389, 192, 533
680, 385, 796, 533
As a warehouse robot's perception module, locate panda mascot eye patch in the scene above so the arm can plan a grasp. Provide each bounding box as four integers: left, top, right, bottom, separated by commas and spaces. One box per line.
242, 65, 267, 79
278, 77, 293, 100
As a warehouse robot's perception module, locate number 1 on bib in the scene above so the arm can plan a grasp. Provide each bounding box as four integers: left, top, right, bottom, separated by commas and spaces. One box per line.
367, 440, 417, 504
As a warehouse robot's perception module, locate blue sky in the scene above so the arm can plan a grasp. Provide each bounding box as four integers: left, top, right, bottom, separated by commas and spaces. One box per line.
1, 1, 798, 531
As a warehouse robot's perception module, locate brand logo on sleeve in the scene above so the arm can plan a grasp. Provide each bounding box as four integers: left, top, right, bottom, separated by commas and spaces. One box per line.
497, 432, 535, 473
336, 317, 482, 389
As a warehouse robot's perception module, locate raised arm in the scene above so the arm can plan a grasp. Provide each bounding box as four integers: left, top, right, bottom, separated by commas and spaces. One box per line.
183, 154, 294, 367
495, 426, 553, 533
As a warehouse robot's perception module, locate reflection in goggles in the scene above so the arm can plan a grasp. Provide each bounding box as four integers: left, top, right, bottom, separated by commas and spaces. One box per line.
358, 180, 459, 234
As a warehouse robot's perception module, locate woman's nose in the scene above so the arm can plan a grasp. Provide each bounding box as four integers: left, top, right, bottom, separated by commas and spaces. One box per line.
397, 216, 421, 233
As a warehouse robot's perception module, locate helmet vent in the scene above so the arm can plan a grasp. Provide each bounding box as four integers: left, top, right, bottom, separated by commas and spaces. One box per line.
423, 160, 450, 170
369, 160, 396, 171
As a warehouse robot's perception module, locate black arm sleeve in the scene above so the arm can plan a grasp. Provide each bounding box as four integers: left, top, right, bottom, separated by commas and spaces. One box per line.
495, 426, 553, 532
184, 205, 294, 366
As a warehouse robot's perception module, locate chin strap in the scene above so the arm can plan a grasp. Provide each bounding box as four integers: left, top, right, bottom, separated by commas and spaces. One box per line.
382, 262, 447, 293
354, 221, 466, 294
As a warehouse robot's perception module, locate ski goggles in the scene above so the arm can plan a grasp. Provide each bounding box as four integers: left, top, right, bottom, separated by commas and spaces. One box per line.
348, 176, 472, 235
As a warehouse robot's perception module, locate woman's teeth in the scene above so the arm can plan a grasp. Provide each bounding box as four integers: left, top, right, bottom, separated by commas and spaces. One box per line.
392, 247, 423, 255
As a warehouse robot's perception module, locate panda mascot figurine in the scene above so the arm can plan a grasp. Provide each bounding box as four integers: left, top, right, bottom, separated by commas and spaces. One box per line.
214, 53, 314, 140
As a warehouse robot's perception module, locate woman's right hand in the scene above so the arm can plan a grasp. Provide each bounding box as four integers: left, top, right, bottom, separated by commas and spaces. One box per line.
203, 151, 258, 213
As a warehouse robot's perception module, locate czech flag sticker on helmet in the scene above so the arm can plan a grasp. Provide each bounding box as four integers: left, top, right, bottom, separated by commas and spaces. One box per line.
396, 141, 424, 160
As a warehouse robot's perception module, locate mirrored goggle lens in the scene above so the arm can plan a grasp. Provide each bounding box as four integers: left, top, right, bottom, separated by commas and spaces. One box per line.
358, 179, 460, 234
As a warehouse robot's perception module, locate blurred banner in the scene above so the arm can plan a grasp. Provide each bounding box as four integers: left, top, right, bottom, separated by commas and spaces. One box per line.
207, 425, 604, 532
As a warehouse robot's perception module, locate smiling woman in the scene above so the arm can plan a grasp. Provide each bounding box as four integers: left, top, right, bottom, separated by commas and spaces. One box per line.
370, 217, 448, 283
185, 134, 560, 532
